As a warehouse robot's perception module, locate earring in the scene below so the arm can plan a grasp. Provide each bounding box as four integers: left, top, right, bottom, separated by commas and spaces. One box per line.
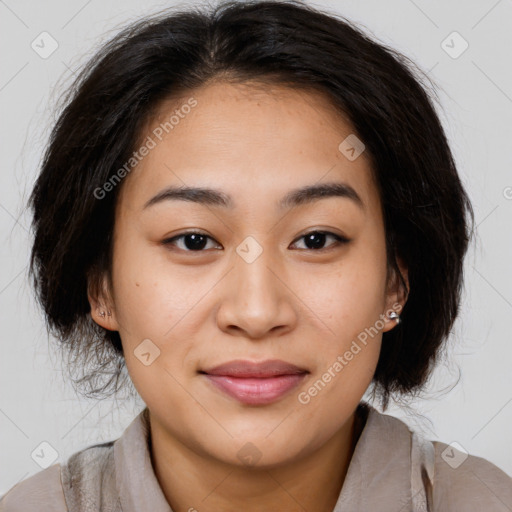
98, 309, 112, 318
388, 311, 401, 324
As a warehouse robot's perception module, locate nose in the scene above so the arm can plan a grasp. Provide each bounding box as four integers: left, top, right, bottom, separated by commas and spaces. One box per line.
216, 243, 298, 340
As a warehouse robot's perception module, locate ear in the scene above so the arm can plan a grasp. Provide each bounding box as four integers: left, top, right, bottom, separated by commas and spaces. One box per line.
382, 256, 409, 333
88, 273, 120, 331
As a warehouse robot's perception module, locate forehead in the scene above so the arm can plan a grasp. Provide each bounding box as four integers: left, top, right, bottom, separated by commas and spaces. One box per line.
118, 81, 379, 216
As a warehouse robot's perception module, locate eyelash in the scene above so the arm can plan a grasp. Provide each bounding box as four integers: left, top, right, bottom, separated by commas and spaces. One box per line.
161, 230, 351, 253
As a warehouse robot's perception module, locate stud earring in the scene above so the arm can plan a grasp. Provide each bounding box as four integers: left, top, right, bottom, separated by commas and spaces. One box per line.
388, 311, 401, 324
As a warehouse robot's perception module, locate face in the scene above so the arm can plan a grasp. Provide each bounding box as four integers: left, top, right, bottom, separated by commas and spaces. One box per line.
91, 81, 407, 468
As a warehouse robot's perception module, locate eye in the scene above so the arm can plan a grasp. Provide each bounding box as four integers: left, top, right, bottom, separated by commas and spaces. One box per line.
291, 230, 350, 251
162, 231, 221, 252
162, 229, 350, 253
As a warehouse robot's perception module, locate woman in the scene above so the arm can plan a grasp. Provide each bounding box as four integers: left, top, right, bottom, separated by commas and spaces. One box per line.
1, 0, 511, 510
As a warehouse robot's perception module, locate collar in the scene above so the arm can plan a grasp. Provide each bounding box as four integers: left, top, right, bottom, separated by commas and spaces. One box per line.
114, 402, 415, 512
332, 402, 413, 510
114, 407, 172, 512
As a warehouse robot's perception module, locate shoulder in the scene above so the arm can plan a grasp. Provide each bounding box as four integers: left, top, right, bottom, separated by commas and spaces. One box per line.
364, 405, 512, 510
0, 463, 67, 512
0, 441, 115, 512
61, 440, 118, 510
431, 439, 512, 511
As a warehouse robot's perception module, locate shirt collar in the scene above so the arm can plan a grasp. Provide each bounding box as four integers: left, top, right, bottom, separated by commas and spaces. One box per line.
114, 407, 173, 512
332, 402, 413, 511
114, 402, 413, 512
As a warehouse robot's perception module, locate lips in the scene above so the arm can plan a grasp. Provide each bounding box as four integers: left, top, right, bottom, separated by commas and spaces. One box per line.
200, 359, 308, 378
200, 359, 309, 405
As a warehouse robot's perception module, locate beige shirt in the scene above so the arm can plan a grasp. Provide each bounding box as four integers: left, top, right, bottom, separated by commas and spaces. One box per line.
1, 401, 511, 511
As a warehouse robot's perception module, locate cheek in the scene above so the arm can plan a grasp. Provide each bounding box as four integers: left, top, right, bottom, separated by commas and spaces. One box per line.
111, 240, 210, 383
295, 244, 387, 388
111, 238, 201, 337
303, 256, 387, 337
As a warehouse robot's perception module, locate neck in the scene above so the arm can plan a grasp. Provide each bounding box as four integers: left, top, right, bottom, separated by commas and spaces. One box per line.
147, 404, 367, 512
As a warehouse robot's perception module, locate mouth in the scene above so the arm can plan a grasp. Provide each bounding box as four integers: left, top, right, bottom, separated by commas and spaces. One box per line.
199, 359, 309, 405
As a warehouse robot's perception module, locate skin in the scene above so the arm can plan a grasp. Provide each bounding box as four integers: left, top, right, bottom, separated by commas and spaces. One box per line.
90, 80, 408, 512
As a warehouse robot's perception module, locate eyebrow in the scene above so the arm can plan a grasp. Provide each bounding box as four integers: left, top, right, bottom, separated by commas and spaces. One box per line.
143, 181, 365, 212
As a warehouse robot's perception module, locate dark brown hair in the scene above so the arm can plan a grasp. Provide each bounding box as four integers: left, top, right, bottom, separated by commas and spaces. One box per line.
28, 0, 475, 409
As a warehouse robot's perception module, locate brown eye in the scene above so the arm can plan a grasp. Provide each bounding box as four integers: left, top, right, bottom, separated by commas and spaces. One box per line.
291, 231, 350, 251
162, 232, 221, 252
162, 229, 350, 254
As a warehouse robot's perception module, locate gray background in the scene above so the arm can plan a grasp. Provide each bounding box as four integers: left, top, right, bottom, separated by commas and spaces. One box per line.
1, 0, 511, 494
